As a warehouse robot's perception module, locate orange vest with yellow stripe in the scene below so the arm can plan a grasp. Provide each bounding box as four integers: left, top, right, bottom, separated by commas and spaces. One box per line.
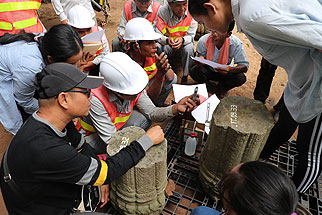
78, 85, 141, 135
156, 14, 192, 39
124, 1, 161, 23
144, 57, 157, 80
0, 0, 44, 36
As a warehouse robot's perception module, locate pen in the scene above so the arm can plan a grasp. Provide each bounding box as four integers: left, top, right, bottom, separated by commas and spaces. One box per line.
183, 87, 198, 136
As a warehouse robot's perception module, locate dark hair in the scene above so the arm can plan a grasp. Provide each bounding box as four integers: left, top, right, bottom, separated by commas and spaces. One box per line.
0, 24, 83, 65
220, 161, 298, 215
227, 20, 235, 33
188, 0, 210, 16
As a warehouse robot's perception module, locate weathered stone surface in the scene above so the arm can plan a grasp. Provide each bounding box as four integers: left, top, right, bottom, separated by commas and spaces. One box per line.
199, 96, 274, 198
107, 126, 167, 215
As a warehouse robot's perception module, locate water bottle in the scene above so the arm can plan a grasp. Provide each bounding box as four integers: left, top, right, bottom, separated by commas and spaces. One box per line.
184, 132, 197, 156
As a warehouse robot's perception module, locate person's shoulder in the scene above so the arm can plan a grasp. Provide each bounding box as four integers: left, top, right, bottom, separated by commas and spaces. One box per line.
230, 34, 243, 44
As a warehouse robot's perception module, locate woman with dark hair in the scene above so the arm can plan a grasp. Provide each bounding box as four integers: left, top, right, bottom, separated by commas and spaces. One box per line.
0, 24, 83, 158
191, 161, 298, 215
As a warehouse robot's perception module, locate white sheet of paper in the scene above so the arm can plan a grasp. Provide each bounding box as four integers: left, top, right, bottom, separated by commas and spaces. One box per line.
191, 56, 229, 69
173, 83, 208, 103
192, 94, 220, 134
83, 43, 102, 55
81, 30, 105, 43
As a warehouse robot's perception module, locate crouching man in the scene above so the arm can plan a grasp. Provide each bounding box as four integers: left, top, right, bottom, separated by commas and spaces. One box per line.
0, 63, 165, 215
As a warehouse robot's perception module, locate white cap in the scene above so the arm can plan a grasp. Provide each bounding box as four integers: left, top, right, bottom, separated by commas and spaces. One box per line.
123, 18, 161, 41
67, 5, 95, 29
100, 52, 149, 95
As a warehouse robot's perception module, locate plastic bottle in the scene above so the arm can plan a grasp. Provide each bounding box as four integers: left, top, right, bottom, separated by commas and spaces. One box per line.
184, 132, 197, 156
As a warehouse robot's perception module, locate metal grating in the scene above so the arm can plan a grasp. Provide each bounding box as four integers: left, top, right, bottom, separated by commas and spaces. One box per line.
105, 120, 322, 215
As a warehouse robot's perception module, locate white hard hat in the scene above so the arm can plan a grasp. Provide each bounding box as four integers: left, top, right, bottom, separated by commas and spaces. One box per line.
100, 52, 149, 95
67, 5, 95, 29
123, 18, 161, 41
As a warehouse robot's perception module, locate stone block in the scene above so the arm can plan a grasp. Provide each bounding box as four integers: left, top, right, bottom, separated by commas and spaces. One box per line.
199, 96, 274, 198
107, 126, 167, 215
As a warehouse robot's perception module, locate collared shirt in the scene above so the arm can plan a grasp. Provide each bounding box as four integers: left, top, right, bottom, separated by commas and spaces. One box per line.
196, 34, 249, 67
231, 0, 322, 123
51, 0, 96, 21
156, 4, 198, 46
84, 90, 174, 144
0, 41, 44, 134
117, 1, 157, 38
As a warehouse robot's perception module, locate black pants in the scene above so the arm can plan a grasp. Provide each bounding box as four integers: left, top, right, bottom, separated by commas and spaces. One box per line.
260, 99, 322, 193
190, 65, 246, 93
253, 57, 277, 103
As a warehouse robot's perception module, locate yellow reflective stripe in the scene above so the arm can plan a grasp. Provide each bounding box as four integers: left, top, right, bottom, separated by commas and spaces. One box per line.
0, 17, 37, 30
94, 160, 108, 186
13, 17, 37, 29
161, 27, 167, 35
144, 63, 156, 72
79, 118, 96, 133
148, 73, 156, 79
113, 115, 131, 125
0, 1, 41, 12
166, 25, 189, 34
0, 21, 12, 30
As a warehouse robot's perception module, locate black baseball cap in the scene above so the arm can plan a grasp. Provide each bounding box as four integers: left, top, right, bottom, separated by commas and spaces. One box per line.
34, 63, 104, 99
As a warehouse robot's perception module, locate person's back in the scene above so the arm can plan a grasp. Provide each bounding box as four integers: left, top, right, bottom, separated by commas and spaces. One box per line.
0, 0, 45, 36
0, 116, 84, 214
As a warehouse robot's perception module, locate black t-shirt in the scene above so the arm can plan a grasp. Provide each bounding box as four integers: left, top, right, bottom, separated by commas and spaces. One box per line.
0, 113, 146, 215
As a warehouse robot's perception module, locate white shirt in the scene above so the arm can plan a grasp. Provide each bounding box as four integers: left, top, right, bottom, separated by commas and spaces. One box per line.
51, 0, 95, 21
231, 0, 322, 123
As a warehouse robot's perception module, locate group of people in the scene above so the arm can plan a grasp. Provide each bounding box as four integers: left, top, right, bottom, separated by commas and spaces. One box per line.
0, 0, 321, 214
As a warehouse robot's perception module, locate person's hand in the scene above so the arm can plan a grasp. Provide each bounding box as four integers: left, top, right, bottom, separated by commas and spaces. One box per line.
99, 184, 109, 208
171, 37, 184, 50
216, 66, 231, 75
145, 125, 165, 145
61, 19, 68, 25
167, 37, 175, 46
155, 52, 171, 76
173, 94, 200, 114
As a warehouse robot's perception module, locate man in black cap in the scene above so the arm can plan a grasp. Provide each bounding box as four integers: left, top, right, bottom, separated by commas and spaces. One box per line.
0, 63, 165, 214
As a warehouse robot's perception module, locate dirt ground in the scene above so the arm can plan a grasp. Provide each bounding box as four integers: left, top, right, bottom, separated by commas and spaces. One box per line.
0, 1, 290, 214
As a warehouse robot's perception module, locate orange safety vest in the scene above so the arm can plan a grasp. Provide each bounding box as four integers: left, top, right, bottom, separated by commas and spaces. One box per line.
156, 14, 192, 39
77, 85, 142, 134
144, 57, 157, 80
124, 1, 161, 23
0, 0, 44, 36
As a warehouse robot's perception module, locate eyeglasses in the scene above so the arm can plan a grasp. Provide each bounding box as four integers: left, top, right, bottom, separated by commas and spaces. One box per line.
65, 89, 91, 98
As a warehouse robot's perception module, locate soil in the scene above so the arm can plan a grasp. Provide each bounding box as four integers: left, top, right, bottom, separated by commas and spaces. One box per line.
0, 1, 291, 214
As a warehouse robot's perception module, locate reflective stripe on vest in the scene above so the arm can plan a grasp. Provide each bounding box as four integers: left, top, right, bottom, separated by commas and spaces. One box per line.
156, 15, 192, 39
0, 16, 37, 30
144, 57, 157, 80
91, 85, 141, 130
0, 1, 41, 12
124, 1, 161, 23
78, 118, 96, 133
